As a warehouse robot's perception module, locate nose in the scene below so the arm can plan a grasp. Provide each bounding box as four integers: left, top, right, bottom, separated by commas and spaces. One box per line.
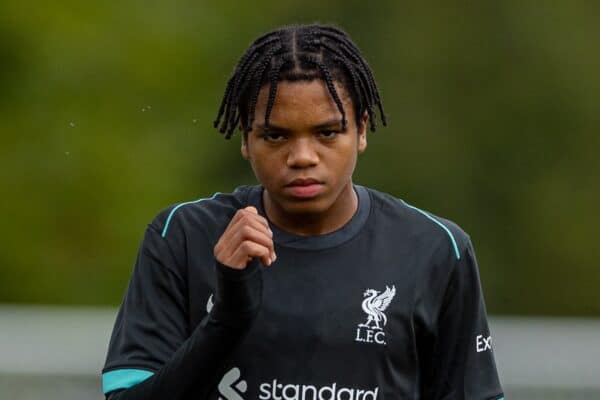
286, 137, 319, 168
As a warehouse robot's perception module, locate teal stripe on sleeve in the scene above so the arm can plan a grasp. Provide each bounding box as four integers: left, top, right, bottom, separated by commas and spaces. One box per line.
102, 369, 154, 394
161, 192, 221, 238
400, 200, 461, 260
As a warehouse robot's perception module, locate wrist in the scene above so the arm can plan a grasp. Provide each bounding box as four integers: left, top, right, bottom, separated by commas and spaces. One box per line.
210, 259, 263, 325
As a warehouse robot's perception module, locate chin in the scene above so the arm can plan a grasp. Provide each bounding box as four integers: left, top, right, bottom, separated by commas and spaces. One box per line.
277, 196, 333, 215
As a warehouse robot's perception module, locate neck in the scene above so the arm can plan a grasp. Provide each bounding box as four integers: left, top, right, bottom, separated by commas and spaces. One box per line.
263, 183, 358, 236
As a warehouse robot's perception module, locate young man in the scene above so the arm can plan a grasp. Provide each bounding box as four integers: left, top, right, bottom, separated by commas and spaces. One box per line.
102, 24, 504, 399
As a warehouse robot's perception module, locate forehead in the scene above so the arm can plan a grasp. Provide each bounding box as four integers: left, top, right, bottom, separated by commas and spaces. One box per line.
254, 79, 353, 128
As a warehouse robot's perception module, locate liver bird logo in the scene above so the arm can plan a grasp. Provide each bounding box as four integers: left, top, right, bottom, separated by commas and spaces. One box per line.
358, 286, 396, 330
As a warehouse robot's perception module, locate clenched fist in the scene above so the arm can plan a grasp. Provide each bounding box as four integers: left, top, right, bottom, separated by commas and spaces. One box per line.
214, 206, 276, 269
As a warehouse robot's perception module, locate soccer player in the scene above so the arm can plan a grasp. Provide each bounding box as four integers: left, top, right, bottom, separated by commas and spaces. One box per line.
102, 24, 504, 400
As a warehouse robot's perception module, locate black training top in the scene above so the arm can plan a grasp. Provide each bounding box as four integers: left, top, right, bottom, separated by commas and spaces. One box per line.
102, 185, 504, 400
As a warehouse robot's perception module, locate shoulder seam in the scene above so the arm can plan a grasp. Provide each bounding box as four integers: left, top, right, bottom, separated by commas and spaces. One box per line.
161, 192, 221, 238
400, 200, 461, 260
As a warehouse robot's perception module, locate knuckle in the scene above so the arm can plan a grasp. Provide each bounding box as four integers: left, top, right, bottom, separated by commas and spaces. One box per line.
239, 213, 250, 223
241, 225, 253, 237
240, 240, 253, 252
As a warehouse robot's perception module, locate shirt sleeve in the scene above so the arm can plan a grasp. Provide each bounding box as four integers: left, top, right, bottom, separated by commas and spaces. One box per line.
102, 224, 263, 399
421, 240, 504, 400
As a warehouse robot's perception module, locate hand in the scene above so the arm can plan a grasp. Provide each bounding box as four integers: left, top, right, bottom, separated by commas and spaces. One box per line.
214, 206, 276, 269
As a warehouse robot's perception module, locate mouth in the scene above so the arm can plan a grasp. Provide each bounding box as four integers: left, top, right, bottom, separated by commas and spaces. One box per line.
284, 178, 324, 199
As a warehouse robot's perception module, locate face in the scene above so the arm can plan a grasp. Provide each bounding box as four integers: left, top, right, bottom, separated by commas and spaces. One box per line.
242, 79, 367, 217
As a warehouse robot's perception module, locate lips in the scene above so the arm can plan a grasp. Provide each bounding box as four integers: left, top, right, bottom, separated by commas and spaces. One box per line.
286, 178, 322, 187
285, 178, 324, 199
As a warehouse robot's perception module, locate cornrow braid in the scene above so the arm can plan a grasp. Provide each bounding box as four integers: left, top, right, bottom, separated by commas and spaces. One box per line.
213, 23, 387, 139
246, 45, 282, 134
319, 41, 375, 131
318, 32, 383, 128
213, 37, 279, 133
311, 56, 348, 131
263, 57, 289, 129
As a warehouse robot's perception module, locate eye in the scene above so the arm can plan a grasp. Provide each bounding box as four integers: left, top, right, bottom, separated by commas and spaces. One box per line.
262, 132, 287, 142
318, 130, 340, 139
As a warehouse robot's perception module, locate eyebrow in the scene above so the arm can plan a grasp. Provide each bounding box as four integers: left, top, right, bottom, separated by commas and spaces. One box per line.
256, 118, 344, 132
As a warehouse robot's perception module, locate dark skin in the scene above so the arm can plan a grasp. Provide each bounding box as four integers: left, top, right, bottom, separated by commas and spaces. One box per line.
214, 79, 368, 270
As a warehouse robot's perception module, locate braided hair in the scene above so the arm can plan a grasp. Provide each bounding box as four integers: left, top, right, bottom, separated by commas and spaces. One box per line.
213, 23, 387, 139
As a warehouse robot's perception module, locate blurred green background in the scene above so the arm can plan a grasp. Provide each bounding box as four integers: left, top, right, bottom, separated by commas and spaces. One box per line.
1, 1, 598, 316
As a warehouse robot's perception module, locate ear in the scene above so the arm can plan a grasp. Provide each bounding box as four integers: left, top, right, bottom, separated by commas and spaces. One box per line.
241, 134, 249, 160
357, 111, 368, 154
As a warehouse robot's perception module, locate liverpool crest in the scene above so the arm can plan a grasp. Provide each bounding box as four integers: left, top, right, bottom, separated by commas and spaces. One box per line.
355, 285, 396, 345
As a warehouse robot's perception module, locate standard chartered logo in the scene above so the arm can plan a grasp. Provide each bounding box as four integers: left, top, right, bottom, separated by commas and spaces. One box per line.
218, 367, 247, 400
259, 380, 379, 400
217, 367, 379, 400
